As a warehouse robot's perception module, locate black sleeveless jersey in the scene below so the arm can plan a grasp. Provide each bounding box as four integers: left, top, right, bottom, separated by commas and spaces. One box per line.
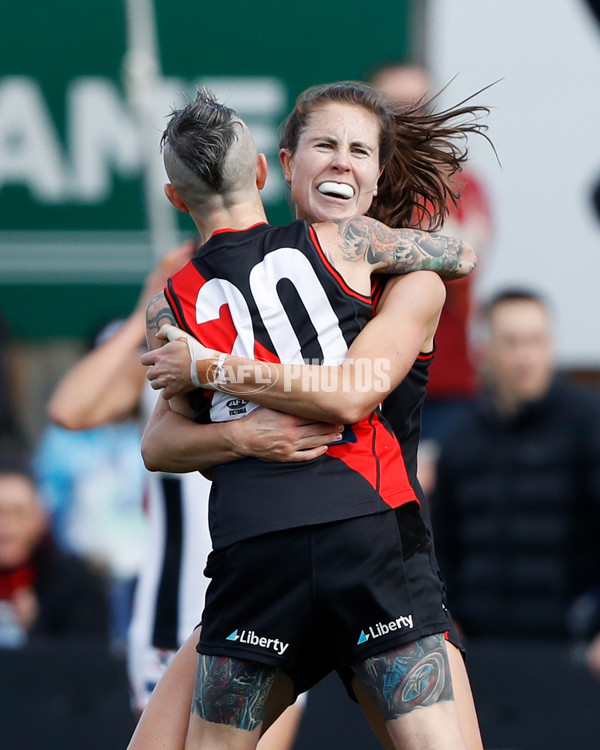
166, 221, 418, 549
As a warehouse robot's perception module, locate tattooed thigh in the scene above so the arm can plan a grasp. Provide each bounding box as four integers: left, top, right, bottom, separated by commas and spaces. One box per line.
352, 633, 454, 720
191, 654, 278, 732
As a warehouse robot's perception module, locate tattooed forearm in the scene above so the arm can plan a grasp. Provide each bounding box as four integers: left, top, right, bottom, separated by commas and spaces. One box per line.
383, 231, 476, 279
191, 655, 278, 732
145, 292, 176, 347
353, 634, 454, 720
333, 216, 476, 280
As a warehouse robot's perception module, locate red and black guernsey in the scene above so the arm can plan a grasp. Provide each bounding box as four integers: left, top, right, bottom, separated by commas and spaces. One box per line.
382, 350, 435, 508
165, 221, 418, 549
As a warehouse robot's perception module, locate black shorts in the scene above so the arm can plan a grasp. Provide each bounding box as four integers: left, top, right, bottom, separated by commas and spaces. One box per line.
198, 503, 449, 682
284, 501, 463, 700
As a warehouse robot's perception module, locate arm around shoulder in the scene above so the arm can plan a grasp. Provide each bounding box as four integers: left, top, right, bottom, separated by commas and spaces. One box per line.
314, 216, 476, 281
190, 272, 445, 425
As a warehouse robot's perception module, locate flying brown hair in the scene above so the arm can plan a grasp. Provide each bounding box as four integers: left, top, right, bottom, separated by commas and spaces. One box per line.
280, 81, 493, 231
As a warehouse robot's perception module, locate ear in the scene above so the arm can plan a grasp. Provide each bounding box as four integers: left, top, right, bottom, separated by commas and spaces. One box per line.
256, 153, 268, 190
164, 183, 190, 214
374, 166, 384, 197
279, 148, 293, 184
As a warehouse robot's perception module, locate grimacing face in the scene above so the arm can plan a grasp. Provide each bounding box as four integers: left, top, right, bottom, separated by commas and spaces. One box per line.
280, 101, 383, 224
0, 474, 46, 569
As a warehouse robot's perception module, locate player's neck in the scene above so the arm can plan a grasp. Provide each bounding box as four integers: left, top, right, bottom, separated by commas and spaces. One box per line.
190, 196, 268, 239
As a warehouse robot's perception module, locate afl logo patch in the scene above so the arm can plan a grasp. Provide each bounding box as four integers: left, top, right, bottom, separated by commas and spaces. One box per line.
226, 398, 249, 416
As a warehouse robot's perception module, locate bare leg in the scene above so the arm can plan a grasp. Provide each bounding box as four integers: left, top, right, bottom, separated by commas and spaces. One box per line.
127, 631, 198, 750
184, 654, 279, 750
353, 634, 465, 750
261, 671, 296, 732
260, 672, 305, 750
259, 695, 305, 750
351, 679, 396, 750
352, 640, 482, 750
127, 632, 303, 750
446, 642, 483, 750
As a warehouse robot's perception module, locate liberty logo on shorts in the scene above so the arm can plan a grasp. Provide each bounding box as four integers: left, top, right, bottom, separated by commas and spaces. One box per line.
357, 615, 414, 644
227, 628, 289, 655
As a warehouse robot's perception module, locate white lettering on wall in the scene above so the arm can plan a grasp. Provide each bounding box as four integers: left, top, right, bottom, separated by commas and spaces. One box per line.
67, 78, 142, 200
0, 77, 66, 201
0, 75, 286, 206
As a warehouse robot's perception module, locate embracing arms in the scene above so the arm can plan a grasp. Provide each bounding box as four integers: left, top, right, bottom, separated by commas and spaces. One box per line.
141, 292, 341, 473
143, 271, 445, 427
140, 216, 465, 473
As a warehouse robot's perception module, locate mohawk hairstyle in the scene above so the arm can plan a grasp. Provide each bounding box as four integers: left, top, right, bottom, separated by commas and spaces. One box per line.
160, 88, 241, 192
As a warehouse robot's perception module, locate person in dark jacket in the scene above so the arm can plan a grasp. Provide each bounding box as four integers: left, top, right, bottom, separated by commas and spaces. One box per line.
0, 456, 109, 647
432, 289, 600, 646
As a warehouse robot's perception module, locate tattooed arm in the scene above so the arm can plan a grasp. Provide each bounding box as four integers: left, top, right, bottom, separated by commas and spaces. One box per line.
314, 215, 476, 280
146, 291, 177, 352
145, 291, 198, 421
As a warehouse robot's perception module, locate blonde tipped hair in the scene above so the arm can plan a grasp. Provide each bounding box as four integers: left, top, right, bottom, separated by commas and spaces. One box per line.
161, 89, 258, 207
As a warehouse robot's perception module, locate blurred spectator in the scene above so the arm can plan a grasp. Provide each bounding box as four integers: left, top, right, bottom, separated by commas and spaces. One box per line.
431, 290, 600, 667
0, 312, 27, 454
35, 319, 148, 651
40, 239, 214, 712
368, 61, 493, 458
0, 455, 109, 648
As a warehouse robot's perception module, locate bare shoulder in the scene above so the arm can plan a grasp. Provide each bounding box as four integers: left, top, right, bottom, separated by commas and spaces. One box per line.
145, 291, 176, 350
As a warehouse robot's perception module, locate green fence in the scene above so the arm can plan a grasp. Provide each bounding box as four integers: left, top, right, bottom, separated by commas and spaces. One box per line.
1, 0, 414, 337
